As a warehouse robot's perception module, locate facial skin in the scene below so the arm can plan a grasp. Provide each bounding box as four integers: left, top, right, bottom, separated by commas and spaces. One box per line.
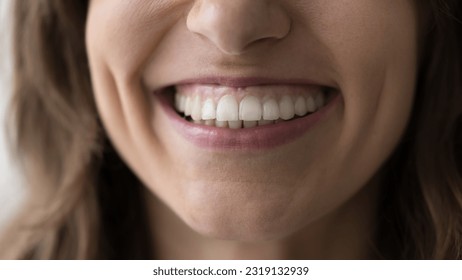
86, 0, 418, 258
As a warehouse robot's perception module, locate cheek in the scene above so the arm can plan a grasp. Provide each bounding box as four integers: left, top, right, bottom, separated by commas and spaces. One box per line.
317, 1, 418, 188
86, 1, 181, 77
85, 0, 187, 183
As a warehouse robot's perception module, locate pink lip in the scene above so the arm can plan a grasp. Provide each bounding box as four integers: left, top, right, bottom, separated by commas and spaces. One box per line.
155, 80, 341, 150
158, 76, 335, 90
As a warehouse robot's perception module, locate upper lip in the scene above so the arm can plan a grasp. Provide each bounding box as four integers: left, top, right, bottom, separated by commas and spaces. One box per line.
151, 76, 336, 92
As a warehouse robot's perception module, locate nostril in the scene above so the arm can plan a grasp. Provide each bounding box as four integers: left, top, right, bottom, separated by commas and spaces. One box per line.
186, 0, 291, 55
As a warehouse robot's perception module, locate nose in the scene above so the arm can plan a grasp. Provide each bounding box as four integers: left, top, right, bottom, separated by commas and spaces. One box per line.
187, 0, 291, 55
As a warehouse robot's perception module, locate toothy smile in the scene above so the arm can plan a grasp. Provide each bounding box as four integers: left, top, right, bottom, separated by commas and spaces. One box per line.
173, 84, 333, 129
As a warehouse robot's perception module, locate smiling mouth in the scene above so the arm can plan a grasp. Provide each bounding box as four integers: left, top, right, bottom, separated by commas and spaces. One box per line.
155, 80, 340, 149
168, 84, 337, 129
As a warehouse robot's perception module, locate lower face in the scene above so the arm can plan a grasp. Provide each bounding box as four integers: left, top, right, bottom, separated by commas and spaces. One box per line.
85, 0, 418, 241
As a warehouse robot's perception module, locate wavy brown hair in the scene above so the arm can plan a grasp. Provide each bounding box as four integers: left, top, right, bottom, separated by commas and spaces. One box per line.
0, 0, 461, 259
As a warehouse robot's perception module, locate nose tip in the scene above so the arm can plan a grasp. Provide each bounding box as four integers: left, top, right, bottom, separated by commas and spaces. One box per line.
186, 0, 291, 55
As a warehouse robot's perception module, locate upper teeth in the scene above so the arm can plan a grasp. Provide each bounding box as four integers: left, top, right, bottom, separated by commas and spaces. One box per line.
174, 86, 327, 127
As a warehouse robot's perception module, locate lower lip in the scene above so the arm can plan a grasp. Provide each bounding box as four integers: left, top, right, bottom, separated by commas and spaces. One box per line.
156, 90, 341, 150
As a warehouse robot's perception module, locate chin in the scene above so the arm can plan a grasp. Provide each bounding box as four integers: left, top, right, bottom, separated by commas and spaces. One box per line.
175, 182, 310, 242
184, 213, 302, 242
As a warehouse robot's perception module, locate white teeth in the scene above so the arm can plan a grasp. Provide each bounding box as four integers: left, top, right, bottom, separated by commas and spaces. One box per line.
173, 89, 330, 128
243, 121, 258, 128
184, 97, 192, 116
215, 120, 228, 128
175, 94, 185, 112
191, 96, 202, 121
216, 95, 239, 121
294, 96, 308, 116
239, 95, 262, 121
262, 98, 280, 120
306, 96, 316, 113
315, 93, 325, 108
279, 96, 295, 120
205, 120, 215, 126
258, 120, 273, 126
201, 98, 216, 120
228, 120, 242, 129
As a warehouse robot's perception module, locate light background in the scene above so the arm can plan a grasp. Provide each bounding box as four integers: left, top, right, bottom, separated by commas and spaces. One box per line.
0, 0, 24, 231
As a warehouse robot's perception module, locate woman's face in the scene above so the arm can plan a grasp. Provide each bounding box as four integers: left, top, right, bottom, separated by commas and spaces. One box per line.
86, 0, 418, 240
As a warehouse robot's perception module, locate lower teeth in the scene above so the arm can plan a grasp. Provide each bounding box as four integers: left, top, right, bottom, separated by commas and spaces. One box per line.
183, 115, 304, 129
